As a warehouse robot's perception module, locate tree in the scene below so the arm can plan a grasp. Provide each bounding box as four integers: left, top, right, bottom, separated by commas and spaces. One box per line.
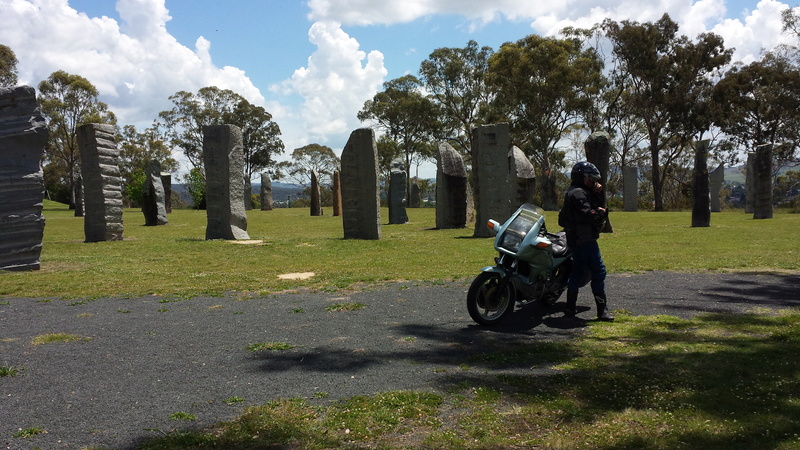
713, 51, 800, 172
118, 124, 179, 206
226, 99, 285, 181
603, 14, 731, 210
485, 34, 605, 209
0, 44, 19, 87
419, 40, 494, 155
358, 75, 441, 196
38, 70, 116, 208
276, 144, 340, 187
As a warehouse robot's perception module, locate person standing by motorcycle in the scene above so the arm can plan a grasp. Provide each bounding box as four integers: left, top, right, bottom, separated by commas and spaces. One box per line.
558, 161, 614, 321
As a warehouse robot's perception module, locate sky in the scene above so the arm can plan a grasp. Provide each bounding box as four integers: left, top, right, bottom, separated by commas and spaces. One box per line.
0, 0, 796, 179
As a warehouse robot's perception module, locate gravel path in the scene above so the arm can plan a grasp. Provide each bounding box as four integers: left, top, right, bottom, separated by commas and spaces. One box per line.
1, 271, 798, 449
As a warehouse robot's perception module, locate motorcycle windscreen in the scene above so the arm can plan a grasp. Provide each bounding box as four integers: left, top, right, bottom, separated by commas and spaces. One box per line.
498, 210, 540, 254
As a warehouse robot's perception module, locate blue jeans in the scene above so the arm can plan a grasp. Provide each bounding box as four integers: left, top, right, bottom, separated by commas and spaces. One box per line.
567, 240, 606, 295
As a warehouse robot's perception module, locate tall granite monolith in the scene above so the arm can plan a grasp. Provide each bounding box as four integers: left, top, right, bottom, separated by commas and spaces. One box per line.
409, 181, 421, 208
244, 177, 253, 210
310, 170, 322, 216
332, 170, 342, 216
691, 140, 711, 227
341, 128, 381, 240
0, 86, 48, 271
745, 153, 755, 214
753, 144, 773, 219
260, 173, 273, 211
472, 123, 514, 238
160, 172, 172, 213
142, 159, 168, 226
709, 163, 724, 213
622, 166, 638, 212
435, 142, 468, 229
203, 125, 249, 240
584, 131, 613, 233
389, 158, 409, 224
74, 174, 84, 217
78, 123, 124, 242
512, 146, 536, 206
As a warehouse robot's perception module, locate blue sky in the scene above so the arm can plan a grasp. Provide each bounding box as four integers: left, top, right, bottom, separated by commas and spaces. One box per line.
1, 0, 794, 178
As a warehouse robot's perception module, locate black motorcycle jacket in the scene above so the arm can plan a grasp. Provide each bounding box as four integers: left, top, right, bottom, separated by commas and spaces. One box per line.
558, 182, 607, 247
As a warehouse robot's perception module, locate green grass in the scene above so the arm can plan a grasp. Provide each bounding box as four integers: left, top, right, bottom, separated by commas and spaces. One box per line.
137, 310, 800, 449
1, 201, 797, 299
245, 341, 295, 352
30, 333, 90, 345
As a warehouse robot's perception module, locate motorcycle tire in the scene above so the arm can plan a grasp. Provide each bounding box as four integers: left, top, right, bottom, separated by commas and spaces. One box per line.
466, 271, 516, 325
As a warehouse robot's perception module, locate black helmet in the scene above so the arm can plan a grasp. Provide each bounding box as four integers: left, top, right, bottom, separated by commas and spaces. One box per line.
571, 161, 601, 183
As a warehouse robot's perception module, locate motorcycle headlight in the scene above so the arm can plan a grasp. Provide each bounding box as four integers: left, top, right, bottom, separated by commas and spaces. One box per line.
500, 232, 523, 253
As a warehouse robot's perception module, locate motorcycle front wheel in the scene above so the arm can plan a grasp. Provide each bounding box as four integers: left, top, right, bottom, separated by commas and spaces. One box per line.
466, 271, 516, 325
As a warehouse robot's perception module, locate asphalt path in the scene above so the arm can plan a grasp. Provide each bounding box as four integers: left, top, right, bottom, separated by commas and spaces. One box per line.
1, 271, 799, 449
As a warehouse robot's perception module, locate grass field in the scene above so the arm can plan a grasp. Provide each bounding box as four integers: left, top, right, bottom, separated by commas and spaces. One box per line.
1, 201, 798, 299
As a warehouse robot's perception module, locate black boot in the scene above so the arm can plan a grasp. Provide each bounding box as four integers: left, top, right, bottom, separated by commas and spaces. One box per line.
564, 289, 578, 317
594, 293, 614, 321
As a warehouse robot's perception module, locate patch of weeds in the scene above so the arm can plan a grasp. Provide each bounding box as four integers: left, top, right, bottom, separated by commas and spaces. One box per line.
67, 300, 87, 306
234, 311, 244, 315
326, 302, 366, 312
31, 333, 90, 345
402, 336, 417, 342
76, 313, 94, 318
208, 305, 225, 310
117, 308, 131, 313
169, 412, 197, 421
13, 427, 46, 438
0, 365, 22, 377
313, 392, 329, 399
0, 301, 10, 305
290, 307, 305, 314
225, 396, 245, 405
246, 342, 295, 352
36, 299, 51, 303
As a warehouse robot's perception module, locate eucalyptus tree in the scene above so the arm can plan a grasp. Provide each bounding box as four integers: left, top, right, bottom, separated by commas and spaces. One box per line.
358, 74, 441, 195
603, 14, 731, 210
226, 99, 285, 182
419, 40, 494, 155
118, 124, 178, 206
485, 34, 605, 209
276, 143, 340, 187
37, 70, 116, 208
713, 51, 800, 173
0, 44, 19, 87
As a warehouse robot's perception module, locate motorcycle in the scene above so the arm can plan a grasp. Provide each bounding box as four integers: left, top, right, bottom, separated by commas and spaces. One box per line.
466, 203, 574, 325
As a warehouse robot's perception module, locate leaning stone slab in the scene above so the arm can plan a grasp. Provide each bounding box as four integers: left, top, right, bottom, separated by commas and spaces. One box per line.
160, 172, 172, 213
78, 123, 124, 242
203, 125, 250, 240
512, 146, 536, 206
472, 123, 514, 238
388, 158, 408, 224
310, 169, 322, 216
332, 170, 342, 217
622, 166, 638, 212
341, 128, 381, 240
0, 86, 48, 270
435, 142, 468, 229
709, 163, 724, 213
142, 159, 168, 226
260, 173, 273, 211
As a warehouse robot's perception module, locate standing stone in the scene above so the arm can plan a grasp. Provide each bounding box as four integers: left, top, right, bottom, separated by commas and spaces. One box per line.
203, 125, 250, 240
472, 123, 515, 238
584, 131, 613, 233
332, 170, 342, 216
389, 158, 409, 224
753, 144, 773, 219
244, 177, 253, 210
142, 159, 168, 226
310, 170, 322, 216
408, 181, 421, 208
160, 172, 172, 213
74, 174, 84, 217
260, 173, 273, 211
341, 128, 381, 240
0, 86, 48, 271
435, 142, 468, 229
745, 152, 755, 214
709, 163, 724, 213
512, 146, 536, 206
622, 166, 638, 212
691, 140, 711, 227
78, 123, 124, 242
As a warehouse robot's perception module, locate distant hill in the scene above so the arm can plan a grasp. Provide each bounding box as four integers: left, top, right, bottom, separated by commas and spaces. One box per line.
171, 181, 306, 207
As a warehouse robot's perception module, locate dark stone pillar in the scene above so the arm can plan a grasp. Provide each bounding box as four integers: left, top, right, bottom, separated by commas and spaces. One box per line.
472, 123, 514, 238
142, 159, 168, 226
753, 144, 773, 219
584, 131, 613, 232
332, 170, 342, 217
203, 125, 250, 240
691, 140, 711, 227
341, 128, 381, 240
709, 163, 724, 213
260, 173, 273, 211
512, 146, 536, 206
622, 166, 638, 212
388, 158, 408, 224
160, 172, 172, 213
310, 170, 321, 216
78, 123, 124, 242
435, 142, 468, 229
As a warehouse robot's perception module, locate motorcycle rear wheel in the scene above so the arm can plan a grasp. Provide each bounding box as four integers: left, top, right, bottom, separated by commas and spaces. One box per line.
466, 272, 516, 325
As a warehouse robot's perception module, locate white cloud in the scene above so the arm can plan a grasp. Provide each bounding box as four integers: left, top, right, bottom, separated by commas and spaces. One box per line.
270, 21, 387, 151
0, 0, 263, 130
